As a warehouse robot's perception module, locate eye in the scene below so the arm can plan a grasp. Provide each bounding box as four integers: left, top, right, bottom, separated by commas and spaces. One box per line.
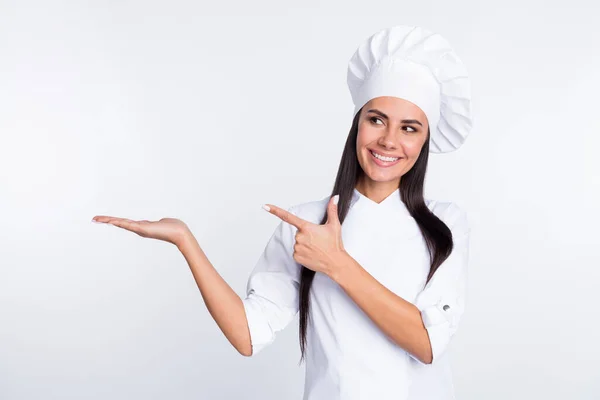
403, 126, 418, 133
369, 117, 384, 125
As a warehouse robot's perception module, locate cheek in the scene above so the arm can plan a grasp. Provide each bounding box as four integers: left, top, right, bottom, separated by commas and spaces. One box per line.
403, 137, 427, 159
356, 128, 373, 153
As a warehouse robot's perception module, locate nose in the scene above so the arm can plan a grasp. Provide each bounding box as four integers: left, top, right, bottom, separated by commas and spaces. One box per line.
377, 127, 399, 149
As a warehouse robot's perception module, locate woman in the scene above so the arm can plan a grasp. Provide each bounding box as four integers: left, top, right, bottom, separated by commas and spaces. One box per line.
93, 25, 473, 400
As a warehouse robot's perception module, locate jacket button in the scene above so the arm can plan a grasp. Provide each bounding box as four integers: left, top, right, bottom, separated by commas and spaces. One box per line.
443, 304, 450, 311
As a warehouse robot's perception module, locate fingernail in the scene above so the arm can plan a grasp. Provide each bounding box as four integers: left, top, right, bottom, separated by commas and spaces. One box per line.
333, 195, 339, 205
262, 204, 270, 212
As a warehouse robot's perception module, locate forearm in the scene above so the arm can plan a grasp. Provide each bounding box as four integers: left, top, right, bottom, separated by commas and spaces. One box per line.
176, 231, 252, 357
329, 254, 433, 364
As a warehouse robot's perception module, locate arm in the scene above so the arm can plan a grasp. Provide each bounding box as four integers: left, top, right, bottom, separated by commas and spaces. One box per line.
177, 232, 253, 356
93, 210, 297, 357
329, 254, 434, 364
328, 203, 470, 365
177, 205, 301, 358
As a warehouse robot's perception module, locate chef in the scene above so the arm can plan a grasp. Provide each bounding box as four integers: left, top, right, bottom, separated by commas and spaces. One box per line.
92, 23, 474, 400
245, 24, 473, 400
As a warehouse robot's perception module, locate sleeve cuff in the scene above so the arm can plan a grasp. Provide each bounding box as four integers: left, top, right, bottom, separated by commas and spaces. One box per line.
242, 295, 276, 356
411, 299, 459, 365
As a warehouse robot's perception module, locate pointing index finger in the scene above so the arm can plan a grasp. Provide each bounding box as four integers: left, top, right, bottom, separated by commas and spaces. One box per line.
264, 204, 308, 230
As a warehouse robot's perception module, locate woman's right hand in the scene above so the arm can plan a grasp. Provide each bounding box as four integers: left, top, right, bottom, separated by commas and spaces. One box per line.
92, 215, 190, 247
93, 213, 252, 356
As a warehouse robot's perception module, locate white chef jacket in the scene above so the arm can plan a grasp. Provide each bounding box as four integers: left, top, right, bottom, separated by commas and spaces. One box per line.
242, 187, 470, 400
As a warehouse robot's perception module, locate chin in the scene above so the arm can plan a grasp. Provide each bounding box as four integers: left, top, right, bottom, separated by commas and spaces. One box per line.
359, 155, 404, 179
370, 172, 404, 182
363, 165, 405, 182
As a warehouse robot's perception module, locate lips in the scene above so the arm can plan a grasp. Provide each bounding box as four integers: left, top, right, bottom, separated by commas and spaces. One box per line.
368, 149, 402, 167
369, 149, 400, 159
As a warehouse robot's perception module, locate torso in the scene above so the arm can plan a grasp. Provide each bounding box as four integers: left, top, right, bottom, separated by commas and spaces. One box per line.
292, 188, 456, 400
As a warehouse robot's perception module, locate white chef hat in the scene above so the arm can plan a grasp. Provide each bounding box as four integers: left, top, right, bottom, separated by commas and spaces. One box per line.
347, 25, 473, 153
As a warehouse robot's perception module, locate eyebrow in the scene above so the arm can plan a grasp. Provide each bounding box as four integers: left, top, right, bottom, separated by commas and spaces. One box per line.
366, 109, 423, 127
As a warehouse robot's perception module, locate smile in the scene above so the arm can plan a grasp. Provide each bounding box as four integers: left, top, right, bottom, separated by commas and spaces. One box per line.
369, 150, 402, 167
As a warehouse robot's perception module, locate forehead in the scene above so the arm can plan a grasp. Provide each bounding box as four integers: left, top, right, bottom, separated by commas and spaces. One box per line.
364, 96, 426, 119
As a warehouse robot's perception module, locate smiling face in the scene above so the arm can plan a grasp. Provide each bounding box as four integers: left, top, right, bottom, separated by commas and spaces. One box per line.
355, 96, 430, 193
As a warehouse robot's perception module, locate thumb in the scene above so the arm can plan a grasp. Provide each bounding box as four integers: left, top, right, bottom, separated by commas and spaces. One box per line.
326, 194, 341, 226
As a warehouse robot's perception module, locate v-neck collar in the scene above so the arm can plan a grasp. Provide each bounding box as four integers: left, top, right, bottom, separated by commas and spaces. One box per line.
351, 187, 409, 216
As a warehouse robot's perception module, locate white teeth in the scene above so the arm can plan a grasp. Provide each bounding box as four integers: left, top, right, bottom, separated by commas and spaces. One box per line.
371, 150, 399, 162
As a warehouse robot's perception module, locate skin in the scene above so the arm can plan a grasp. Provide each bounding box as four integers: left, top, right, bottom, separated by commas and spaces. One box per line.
91, 95, 436, 363
90, 216, 253, 356
355, 96, 429, 203
260, 96, 435, 363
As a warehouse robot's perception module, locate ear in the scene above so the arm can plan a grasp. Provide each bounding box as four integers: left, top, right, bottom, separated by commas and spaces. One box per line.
326, 195, 340, 226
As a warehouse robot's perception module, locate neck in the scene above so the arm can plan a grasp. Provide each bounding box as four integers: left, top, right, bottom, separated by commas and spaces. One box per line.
355, 177, 400, 204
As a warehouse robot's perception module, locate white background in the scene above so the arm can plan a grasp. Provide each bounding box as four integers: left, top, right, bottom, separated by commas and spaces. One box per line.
1, 1, 598, 399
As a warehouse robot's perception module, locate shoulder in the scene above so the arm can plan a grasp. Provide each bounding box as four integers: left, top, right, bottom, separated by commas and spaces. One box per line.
425, 198, 470, 236
286, 195, 331, 225
286, 194, 470, 234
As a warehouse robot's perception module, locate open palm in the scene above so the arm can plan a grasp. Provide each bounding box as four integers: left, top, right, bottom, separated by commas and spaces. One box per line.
92, 215, 189, 246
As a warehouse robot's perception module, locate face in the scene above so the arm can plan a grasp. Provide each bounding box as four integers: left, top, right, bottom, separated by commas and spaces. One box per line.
355, 96, 429, 189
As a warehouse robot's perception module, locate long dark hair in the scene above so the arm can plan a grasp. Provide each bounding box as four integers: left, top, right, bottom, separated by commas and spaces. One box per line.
297, 107, 454, 363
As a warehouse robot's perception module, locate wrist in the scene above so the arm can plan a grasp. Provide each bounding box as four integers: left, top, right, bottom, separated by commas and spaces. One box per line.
327, 251, 353, 283
175, 228, 195, 251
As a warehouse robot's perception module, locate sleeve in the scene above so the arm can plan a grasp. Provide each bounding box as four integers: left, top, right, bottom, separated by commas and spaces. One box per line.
410, 202, 471, 365
241, 205, 302, 356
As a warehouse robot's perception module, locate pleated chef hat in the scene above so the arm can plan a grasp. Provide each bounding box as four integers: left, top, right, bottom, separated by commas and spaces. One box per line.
347, 25, 473, 153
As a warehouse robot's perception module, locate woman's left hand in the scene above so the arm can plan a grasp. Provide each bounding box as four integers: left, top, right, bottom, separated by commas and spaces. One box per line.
263, 195, 348, 278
